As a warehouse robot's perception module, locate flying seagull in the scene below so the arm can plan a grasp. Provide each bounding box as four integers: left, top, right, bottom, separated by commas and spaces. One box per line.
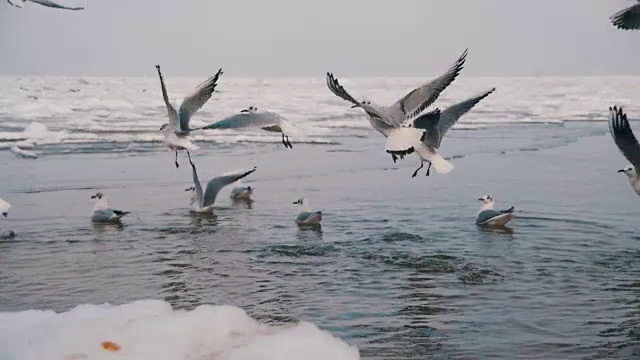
90, 192, 130, 223
155, 64, 223, 168
7, 0, 85, 10
608, 106, 640, 196
185, 153, 257, 213
326, 48, 468, 140
475, 194, 516, 227
610, 0, 640, 30
292, 198, 322, 227
198, 106, 295, 149
397, 88, 496, 177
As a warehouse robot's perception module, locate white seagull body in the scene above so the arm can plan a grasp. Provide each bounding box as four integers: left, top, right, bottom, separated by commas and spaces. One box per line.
0, 197, 11, 218
609, 106, 640, 197
90, 192, 130, 223
610, 0, 640, 30
199, 106, 295, 149
185, 154, 257, 213
155, 64, 223, 168
7, 0, 85, 10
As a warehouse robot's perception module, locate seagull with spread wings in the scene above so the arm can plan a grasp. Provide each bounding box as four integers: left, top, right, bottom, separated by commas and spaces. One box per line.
155, 64, 223, 168
185, 153, 257, 213
326, 49, 468, 169
609, 106, 640, 196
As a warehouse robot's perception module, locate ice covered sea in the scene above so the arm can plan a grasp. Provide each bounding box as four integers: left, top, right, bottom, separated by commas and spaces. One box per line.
1, 75, 640, 359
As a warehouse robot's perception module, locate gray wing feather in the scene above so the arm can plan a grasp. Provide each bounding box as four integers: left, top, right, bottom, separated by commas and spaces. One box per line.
202, 112, 284, 130
295, 211, 322, 224
435, 88, 496, 146
387, 49, 468, 123
476, 207, 514, 225
178, 68, 223, 131
155, 65, 179, 129
411, 108, 441, 146
203, 167, 257, 207
609, 106, 640, 175
610, 2, 640, 30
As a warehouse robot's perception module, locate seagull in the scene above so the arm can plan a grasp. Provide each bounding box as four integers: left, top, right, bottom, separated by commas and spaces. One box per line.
185, 153, 257, 213
198, 106, 295, 149
155, 64, 223, 168
608, 106, 640, 196
90, 192, 130, 223
293, 198, 322, 227
7, 0, 85, 10
0, 197, 11, 218
475, 194, 516, 227
325, 48, 468, 149
610, 0, 640, 30
230, 186, 254, 200
400, 88, 496, 177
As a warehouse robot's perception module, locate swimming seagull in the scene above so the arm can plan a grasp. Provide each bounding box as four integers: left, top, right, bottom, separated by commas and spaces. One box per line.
608, 106, 640, 196
7, 0, 85, 10
198, 106, 295, 149
155, 64, 223, 168
610, 0, 640, 30
325, 49, 468, 147
185, 153, 257, 213
293, 198, 322, 227
475, 194, 516, 227
90, 192, 130, 223
400, 88, 497, 177
230, 186, 254, 200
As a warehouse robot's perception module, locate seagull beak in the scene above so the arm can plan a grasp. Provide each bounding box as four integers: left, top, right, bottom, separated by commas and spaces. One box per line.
617, 169, 626, 173
185, 188, 191, 191
240, 109, 249, 113
478, 198, 484, 201
90, 196, 96, 199
350, 104, 360, 108
2, 212, 6, 218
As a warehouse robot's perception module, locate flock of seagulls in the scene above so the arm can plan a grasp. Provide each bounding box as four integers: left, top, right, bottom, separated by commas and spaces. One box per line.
1, 3, 640, 236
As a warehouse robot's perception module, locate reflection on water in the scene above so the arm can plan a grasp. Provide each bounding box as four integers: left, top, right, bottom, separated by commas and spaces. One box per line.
296, 226, 323, 241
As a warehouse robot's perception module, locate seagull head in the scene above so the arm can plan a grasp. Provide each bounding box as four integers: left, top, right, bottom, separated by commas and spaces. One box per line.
478, 194, 493, 204
2, 212, 7, 218
352, 99, 370, 108
90, 192, 103, 200
240, 106, 257, 114
618, 165, 635, 177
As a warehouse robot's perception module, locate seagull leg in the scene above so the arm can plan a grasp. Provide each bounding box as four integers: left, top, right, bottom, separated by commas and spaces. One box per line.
391, 153, 398, 163
186, 150, 194, 166
411, 160, 424, 178
425, 162, 432, 176
281, 133, 287, 148
285, 136, 293, 149
174, 151, 180, 168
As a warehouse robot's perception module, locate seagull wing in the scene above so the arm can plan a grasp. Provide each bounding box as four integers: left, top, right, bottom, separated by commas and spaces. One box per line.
7, 0, 24, 8
178, 68, 223, 131
0, 197, 11, 214
326, 72, 390, 123
610, 1, 640, 30
433, 88, 495, 146
189, 159, 204, 209
609, 106, 640, 176
29, 0, 84, 10
203, 167, 257, 207
155, 65, 179, 130
202, 112, 282, 130
387, 48, 468, 123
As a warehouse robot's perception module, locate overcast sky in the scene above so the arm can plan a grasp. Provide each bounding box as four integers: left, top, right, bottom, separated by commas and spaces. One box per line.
0, 0, 638, 77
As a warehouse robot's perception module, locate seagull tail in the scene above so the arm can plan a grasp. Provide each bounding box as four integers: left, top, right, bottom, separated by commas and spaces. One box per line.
426, 152, 454, 174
